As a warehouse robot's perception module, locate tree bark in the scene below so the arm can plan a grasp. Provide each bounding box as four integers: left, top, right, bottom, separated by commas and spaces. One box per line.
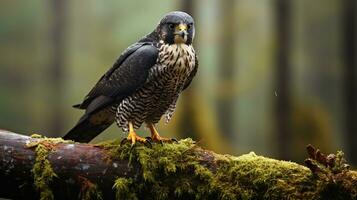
0, 130, 356, 200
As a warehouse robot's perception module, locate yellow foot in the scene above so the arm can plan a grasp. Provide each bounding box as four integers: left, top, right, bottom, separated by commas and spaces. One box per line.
121, 131, 151, 148
121, 122, 151, 148
147, 123, 178, 144
127, 131, 147, 144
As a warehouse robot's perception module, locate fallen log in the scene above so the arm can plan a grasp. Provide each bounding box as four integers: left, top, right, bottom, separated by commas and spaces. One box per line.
0, 130, 356, 199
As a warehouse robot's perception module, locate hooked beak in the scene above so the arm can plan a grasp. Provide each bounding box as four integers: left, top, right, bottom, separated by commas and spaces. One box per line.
174, 23, 188, 44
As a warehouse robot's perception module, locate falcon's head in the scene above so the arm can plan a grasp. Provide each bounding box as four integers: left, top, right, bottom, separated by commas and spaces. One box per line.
156, 11, 195, 45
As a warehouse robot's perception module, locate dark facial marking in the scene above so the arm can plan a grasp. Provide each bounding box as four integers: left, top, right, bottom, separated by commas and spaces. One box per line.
157, 11, 195, 45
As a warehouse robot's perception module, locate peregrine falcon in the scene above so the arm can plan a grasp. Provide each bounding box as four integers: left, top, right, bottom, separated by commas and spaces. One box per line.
63, 11, 198, 145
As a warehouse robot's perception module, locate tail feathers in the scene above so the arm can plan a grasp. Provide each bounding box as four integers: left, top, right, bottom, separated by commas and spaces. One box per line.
72, 104, 82, 109
63, 114, 113, 143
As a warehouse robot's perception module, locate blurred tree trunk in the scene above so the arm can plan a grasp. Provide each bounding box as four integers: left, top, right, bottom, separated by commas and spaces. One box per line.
342, 0, 357, 166
217, 0, 236, 140
274, 0, 291, 160
178, 0, 197, 139
166, 1, 231, 153
181, 0, 193, 15
48, 0, 67, 136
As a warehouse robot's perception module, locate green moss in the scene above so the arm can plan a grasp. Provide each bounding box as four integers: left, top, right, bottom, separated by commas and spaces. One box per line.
211, 152, 315, 199
26, 135, 75, 200
27, 135, 70, 200
107, 139, 219, 199
113, 178, 137, 200
26, 134, 71, 148
103, 139, 356, 200
108, 139, 208, 199
31, 143, 57, 200
333, 151, 349, 173
28, 135, 106, 200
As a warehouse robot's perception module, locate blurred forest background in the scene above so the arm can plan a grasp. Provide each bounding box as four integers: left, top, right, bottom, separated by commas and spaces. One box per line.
0, 0, 356, 166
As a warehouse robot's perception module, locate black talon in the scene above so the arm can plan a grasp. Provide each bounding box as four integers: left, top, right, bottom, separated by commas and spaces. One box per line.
145, 136, 153, 141
145, 139, 152, 148
171, 138, 178, 143
120, 138, 128, 146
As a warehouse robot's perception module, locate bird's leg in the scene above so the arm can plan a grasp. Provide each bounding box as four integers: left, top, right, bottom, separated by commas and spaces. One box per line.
124, 122, 150, 146
147, 123, 177, 143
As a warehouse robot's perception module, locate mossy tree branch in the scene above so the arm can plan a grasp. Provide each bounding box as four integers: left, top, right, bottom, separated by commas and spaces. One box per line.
0, 130, 356, 200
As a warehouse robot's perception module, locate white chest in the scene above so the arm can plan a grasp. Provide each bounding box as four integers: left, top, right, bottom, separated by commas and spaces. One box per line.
157, 43, 196, 74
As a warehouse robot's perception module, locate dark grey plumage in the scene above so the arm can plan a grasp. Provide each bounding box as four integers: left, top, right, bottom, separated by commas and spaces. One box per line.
63, 11, 197, 143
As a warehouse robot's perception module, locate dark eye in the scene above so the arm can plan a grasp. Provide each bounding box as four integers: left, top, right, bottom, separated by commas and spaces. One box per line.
187, 23, 193, 30
168, 23, 175, 30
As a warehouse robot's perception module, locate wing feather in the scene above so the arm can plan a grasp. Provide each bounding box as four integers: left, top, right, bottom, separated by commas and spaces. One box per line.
74, 43, 158, 114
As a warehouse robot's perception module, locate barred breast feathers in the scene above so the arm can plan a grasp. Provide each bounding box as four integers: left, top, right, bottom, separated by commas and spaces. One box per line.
115, 42, 196, 132
157, 43, 196, 123
158, 43, 196, 73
